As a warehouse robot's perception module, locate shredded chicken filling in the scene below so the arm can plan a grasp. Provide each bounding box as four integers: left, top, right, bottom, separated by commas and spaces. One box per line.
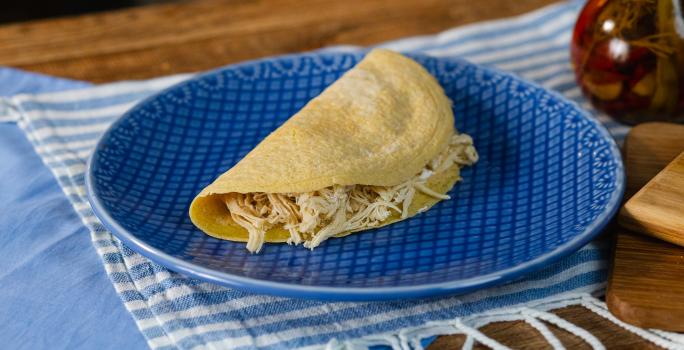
224, 133, 478, 252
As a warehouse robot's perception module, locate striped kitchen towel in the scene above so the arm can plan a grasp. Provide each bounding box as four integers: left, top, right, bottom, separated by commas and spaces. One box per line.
3, 1, 683, 349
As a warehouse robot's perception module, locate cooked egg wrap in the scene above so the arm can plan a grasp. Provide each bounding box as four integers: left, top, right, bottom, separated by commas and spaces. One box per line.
190, 49, 478, 252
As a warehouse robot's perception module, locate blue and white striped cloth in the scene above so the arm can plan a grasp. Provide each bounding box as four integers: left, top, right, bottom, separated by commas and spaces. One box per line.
0, 1, 659, 349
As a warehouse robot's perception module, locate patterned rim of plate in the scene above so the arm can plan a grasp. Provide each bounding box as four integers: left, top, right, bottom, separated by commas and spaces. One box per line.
85, 51, 625, 301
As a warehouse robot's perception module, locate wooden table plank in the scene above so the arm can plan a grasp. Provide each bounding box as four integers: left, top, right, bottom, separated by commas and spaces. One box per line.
0, 0, 664, 348
0, 0, 557, 82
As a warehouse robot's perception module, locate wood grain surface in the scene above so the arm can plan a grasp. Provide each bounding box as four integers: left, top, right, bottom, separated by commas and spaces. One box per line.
620, 123, 684, 198
0, 0, 666, 348
620, 150, 684, 246
607, 123, 684, 332
0, 0, 557, 82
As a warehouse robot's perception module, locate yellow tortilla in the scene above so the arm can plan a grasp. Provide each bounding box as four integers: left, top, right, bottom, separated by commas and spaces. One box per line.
190, 49, 457, 243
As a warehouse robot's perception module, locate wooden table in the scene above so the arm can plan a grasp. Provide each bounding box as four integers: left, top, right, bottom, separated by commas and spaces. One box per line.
0, 0, 660, 348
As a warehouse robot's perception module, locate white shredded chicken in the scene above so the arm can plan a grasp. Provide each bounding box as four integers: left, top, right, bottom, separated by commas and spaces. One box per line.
224, 133, 478, 253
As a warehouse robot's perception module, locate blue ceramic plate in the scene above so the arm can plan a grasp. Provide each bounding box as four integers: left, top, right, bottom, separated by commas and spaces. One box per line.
86, 51, 624, 301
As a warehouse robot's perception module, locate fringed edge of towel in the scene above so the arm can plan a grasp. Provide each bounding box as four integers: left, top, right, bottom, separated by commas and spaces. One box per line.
322, 293, 684, 350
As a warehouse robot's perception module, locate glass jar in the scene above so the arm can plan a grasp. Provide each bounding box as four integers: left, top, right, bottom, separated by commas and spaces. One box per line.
571, 0, 684, 124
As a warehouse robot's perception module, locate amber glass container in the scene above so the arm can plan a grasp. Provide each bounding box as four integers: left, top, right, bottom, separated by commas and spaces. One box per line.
571, 0, 684, 124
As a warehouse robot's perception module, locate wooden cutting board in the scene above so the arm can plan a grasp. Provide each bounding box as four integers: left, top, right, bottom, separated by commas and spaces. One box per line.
606, 122, 684, 331
620, 151, 684, 246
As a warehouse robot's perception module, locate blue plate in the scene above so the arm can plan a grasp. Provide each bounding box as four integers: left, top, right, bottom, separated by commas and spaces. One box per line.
86, 51, 624, 301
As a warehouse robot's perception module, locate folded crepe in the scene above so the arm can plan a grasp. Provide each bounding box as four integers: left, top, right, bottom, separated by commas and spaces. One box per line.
190, 49, 478, 253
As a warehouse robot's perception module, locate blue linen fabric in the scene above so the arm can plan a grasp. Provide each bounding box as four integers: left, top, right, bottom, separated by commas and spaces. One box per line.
0, 68, 148, 349
0, 1, 634, 349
